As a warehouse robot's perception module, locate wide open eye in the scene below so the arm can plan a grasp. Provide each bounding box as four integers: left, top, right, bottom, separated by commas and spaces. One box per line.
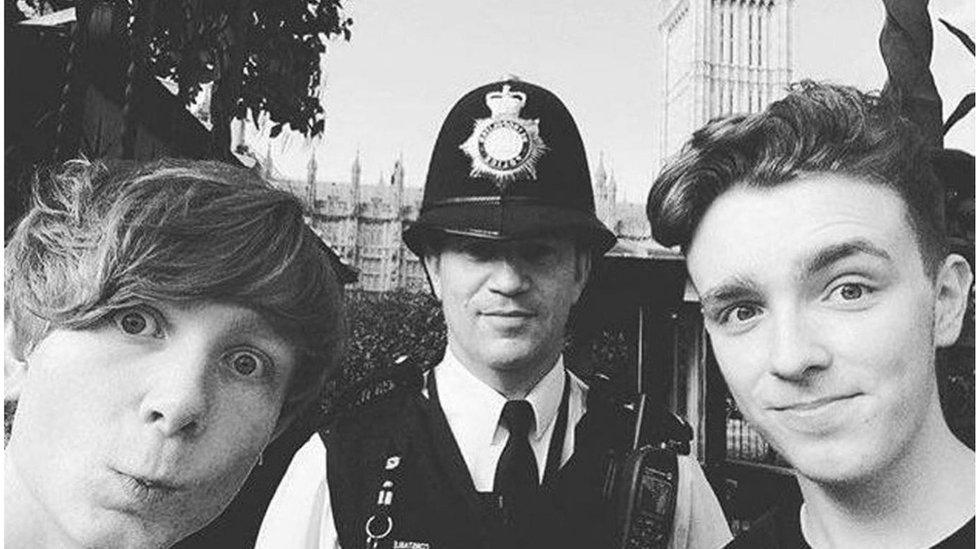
716, 303, 765, 329
824, 280, 877, 308
224, 349, 270, 378
833, 283, 865, 301
112, 308, 162, 337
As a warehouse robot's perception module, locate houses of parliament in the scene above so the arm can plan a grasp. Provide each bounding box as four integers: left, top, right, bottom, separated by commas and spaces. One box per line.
269, 152, 656, 292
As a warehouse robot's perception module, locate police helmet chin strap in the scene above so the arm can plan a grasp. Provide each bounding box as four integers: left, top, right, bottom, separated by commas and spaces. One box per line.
419, 255, 440, 301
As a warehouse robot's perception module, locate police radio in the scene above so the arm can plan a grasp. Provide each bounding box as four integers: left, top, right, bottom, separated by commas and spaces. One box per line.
598, 307, 693, 549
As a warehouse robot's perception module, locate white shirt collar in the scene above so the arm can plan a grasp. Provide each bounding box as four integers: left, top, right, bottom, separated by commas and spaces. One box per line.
521, 354, 566, 442
435, 345, 566, 447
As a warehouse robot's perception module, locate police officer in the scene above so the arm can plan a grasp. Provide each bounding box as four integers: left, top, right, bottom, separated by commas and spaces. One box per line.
257, 78, 731, 549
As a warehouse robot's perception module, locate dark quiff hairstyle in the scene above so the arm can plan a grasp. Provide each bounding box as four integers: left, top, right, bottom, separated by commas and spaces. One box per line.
5, 158, 346, 434
647, 80, 948, 277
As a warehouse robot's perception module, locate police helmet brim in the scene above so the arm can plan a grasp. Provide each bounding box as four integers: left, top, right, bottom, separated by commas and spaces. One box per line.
403, 201, 616, 257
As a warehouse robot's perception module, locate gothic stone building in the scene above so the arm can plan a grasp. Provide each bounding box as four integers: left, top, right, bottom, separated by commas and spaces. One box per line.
272, 151, 661, 292
659, 0, 794, 160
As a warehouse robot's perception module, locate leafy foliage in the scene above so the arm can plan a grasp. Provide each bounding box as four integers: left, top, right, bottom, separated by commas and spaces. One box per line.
940, 18, 974, 55
141, 0, 352, 139
341, 289, 447, 386
322, 289, 636, 411
10, 0, 351, 157
939, 19, 975, 135
939, 347, 975, 449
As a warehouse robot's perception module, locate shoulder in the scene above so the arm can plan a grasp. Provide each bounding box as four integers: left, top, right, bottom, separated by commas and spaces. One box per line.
274, 434, 328, 492
322, 359, 435, 475
294, 434, 328, 471
325, 358, 428, 433
256, 434, 332, 549
671, 456, 733, 549
674, 455, 720, 510
676, 454, 706, 483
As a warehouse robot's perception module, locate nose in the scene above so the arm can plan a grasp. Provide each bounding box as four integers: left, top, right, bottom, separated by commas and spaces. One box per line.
139, 349, 212, 438
766, 308, 830, 381
487, 255, 531, 296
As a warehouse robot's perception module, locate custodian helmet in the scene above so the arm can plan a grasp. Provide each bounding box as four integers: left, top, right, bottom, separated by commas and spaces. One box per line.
402, 77, 617, 256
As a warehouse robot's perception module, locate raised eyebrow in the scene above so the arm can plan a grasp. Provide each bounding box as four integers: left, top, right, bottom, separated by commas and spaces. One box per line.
229, 315, 281, 339
800, 239, 892, 276
698, 277, 762, 308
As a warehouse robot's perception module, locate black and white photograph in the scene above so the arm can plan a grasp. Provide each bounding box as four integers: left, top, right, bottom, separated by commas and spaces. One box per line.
5, 0, 974, 547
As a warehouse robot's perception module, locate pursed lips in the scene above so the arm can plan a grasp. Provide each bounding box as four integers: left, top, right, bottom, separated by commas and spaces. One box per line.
480, 308, 535, 317
112, 467, 186, 500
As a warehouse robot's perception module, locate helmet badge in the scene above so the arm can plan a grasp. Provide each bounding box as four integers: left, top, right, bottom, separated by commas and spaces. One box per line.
460, 84, 548, 191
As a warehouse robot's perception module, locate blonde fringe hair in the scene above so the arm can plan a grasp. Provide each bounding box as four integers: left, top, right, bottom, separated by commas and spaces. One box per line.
5, 158, 347, 433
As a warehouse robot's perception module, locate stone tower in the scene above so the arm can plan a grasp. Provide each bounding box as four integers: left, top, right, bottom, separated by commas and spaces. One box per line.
593, 152, 618, 229
351, 149, 362, 203
304, 146, 317, 210
659, 0, 794, 160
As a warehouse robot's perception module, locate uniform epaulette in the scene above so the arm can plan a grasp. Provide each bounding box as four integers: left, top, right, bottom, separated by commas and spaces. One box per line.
324, 356, 427, 425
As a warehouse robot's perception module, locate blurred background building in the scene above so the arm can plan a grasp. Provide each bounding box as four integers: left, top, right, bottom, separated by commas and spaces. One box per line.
265, 149, 666, 292
659, 0, 795, 159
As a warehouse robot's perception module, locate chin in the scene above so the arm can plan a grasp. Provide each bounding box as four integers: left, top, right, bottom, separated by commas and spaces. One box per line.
488, 341, 542, 370
475, 339, 534, 367
73, 494, 217, 549
483, 353, 535, 371
68, 517, 181, 549
778, 436, 889, 486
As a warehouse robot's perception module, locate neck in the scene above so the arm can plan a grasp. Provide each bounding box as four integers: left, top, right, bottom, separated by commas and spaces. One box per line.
448, 344, 561, 399
5, 454, 81, 549
798, 398, 974, 548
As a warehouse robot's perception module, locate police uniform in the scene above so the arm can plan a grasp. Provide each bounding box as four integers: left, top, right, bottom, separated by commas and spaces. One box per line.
256, 78, 731, 549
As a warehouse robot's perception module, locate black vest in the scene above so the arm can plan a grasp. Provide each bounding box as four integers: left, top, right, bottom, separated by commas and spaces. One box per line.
324, 375, 632, 549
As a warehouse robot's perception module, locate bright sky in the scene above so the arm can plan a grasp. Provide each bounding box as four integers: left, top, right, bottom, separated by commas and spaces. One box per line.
272, 0, 974, 203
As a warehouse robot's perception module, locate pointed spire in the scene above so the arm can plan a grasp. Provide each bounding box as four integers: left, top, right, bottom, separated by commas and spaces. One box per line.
352, 148, 362, 173
306, 145, 318, 207
392, 153, 404, 188
351, 149, 361, 205
594, 151, 607, 188
351, 149, 362, 188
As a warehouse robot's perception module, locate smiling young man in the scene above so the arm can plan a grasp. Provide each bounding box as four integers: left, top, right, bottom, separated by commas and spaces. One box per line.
646, 81, 974, 548
257, 78, 731, 548
4, 159, 346, 548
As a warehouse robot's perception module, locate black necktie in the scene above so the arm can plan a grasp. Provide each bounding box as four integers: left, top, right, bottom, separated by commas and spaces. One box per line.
494, 400, 539, 521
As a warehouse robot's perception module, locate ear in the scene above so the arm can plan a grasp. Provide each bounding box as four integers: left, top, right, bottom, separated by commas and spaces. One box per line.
934, 253, 974, 347
570, 247, 593, 305
5, 318, 31, 402
422, 253, 443, 300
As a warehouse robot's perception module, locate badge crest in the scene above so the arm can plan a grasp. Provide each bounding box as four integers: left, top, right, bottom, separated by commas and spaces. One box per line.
460, 84, 547, 190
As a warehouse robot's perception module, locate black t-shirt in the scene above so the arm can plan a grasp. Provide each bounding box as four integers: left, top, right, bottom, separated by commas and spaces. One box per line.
726, 500, 975, 549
